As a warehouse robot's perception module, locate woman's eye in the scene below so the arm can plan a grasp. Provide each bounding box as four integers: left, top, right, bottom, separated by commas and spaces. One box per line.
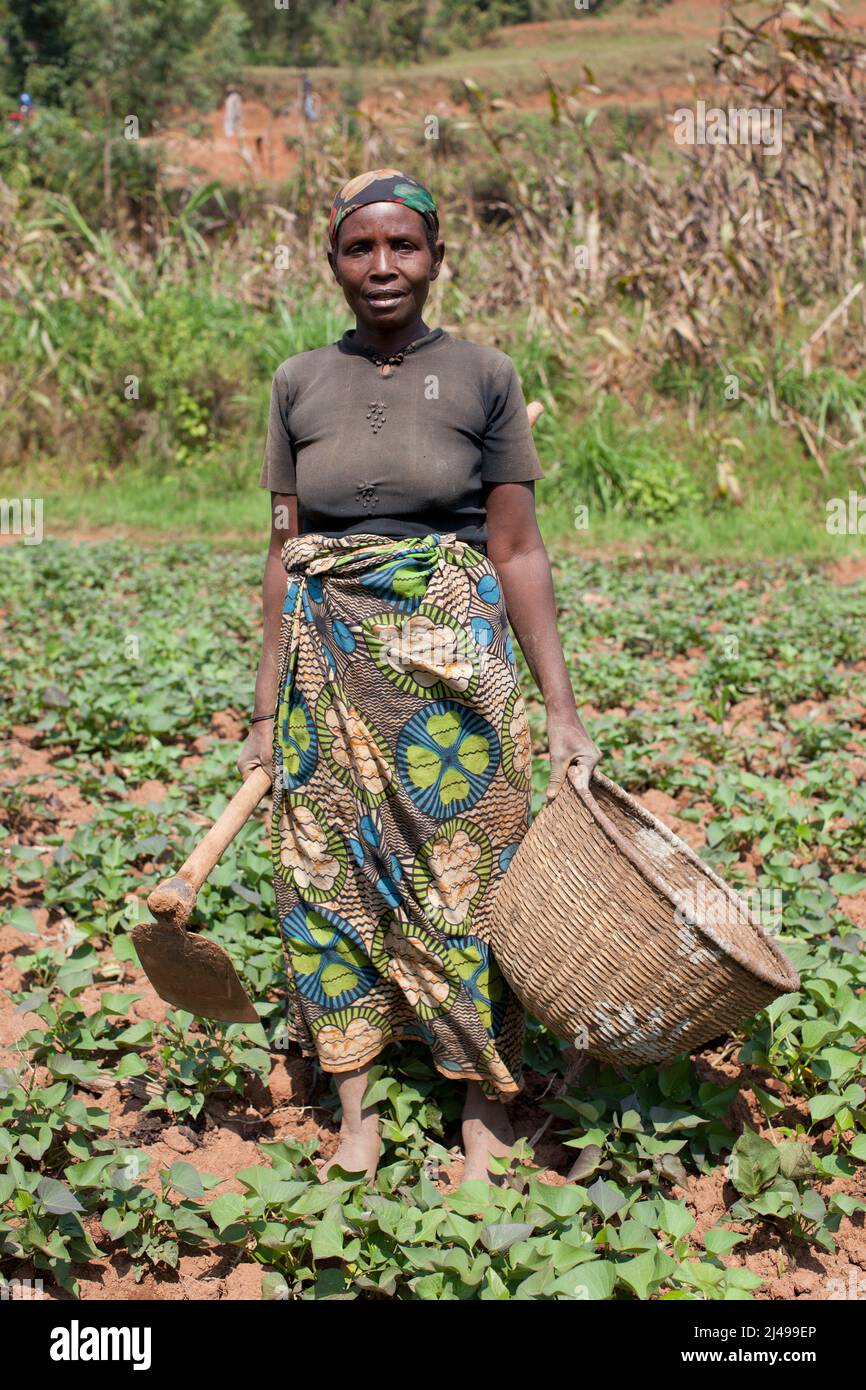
343, 240, 416, 254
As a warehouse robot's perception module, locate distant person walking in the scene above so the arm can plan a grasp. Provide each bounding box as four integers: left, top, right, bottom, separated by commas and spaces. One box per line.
224, 84, 254, 173
301, 72, 318, 123
9, 91, 33, 133
224, 85, 244, 139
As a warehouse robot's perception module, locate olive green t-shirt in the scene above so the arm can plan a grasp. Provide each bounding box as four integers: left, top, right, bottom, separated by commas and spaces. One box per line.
258, 326, 544, 547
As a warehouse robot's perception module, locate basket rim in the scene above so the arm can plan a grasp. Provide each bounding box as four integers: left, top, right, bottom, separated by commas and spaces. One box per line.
527, 768, 800, 994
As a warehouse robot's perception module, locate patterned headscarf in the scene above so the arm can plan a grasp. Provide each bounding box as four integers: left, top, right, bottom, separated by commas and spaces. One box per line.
328, 167, 438, 250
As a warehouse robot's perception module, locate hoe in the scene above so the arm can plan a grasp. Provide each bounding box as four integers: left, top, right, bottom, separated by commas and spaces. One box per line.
132, 765, 272, 1023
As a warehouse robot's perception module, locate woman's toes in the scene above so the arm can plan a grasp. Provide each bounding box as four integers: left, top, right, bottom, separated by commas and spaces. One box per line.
317, 1132, 381, 1183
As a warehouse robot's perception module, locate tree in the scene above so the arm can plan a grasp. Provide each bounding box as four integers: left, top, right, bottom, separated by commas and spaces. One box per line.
1, 0, 76, 105
43, 0, 248, 210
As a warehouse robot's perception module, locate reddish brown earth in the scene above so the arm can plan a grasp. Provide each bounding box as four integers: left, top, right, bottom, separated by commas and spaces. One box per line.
829, 554, 866, 587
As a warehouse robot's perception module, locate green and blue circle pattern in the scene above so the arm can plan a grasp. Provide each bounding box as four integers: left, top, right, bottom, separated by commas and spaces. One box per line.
396, 699, 498, 817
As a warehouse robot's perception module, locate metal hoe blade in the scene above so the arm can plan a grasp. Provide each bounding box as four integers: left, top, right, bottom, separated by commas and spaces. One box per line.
132, 916, 259, 1024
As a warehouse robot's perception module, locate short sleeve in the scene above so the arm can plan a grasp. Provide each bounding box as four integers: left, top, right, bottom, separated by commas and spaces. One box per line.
258, 363, 297, 494
480, 356, 545, 484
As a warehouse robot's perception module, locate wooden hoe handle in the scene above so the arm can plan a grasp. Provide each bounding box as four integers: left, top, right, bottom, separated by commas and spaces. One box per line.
146, 765, 273, 927
178, 764, 273, 893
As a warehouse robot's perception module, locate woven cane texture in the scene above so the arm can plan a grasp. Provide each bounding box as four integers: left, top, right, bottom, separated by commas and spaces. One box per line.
490, 771, 800, 1068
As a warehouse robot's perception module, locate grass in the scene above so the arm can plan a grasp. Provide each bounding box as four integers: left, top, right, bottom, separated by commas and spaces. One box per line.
26, 394, 865, 563
5, 276, 860, 563
3, 7, 864, 566
27, 468, 865, 562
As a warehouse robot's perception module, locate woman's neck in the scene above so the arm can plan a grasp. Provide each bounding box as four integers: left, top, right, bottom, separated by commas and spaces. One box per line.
352, 316, 430, 355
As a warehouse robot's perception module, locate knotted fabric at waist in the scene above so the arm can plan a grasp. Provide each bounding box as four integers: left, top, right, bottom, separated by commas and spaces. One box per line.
280, 529, 487, 580
275, 531, 495, 720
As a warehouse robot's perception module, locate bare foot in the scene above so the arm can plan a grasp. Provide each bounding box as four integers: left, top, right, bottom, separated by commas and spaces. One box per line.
317, 1111, 381, 1183
316, 1064, 381, 1183
461, 1081, 516, 1186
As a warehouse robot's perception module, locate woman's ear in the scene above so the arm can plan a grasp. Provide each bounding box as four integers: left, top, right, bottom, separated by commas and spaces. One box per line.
428, 239, 446, 283
326, 248, 340, 283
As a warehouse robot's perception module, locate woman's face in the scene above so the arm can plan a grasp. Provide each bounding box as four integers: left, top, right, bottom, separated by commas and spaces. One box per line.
328, 201, 444, 333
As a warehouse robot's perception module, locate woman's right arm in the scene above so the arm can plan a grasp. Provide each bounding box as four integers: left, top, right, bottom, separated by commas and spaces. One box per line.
237, 492, 298, 781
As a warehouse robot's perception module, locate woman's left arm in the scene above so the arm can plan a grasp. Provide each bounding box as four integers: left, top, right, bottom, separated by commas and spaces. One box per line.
485, 479, 601, 798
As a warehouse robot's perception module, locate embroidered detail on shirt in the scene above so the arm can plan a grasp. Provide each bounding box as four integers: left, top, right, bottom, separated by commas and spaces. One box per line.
366, 400, 387, 434
356, 480, 379, 511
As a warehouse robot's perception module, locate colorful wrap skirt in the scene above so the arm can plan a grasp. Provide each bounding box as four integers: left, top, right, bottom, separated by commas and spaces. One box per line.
269, 530, 534, 1101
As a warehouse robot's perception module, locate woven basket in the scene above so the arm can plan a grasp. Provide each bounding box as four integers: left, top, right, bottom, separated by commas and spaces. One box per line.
491, 771, 800, 1069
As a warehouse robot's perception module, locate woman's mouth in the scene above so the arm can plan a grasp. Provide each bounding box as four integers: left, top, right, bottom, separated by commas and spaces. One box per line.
366, 290, 406, 305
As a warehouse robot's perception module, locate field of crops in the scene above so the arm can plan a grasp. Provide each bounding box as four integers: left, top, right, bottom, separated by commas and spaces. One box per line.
1, 537, 865, 1302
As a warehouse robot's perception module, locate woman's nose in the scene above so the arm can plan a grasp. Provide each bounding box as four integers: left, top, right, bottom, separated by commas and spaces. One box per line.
369, 246, 397, 276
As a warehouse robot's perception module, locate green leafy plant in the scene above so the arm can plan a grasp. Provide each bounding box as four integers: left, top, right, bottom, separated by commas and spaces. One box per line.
141, 1012, 271, 1121
726, 1129, 866, 1253
68, 1155, 219, 1282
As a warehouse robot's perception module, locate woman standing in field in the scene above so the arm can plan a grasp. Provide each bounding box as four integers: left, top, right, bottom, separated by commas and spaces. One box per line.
238, 169, 600, 1185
